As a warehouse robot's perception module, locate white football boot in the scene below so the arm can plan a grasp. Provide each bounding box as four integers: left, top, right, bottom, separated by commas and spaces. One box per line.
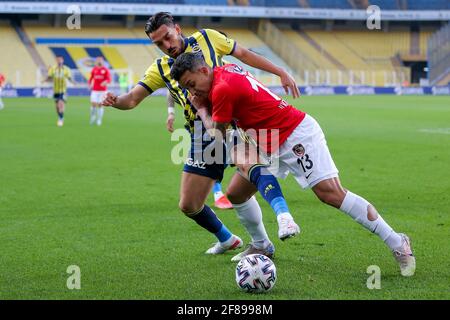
277, 213, 300, 241
231, 242, 275, 262
205, 234, 243, 255
392, 233, 416, 277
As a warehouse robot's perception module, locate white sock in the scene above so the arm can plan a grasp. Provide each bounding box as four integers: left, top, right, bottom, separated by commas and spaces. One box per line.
90, 106, 96, 122
97, 107, 104, 123
339, 191, 403, 250
0, 98, 4, 109
232, 196, 271, 249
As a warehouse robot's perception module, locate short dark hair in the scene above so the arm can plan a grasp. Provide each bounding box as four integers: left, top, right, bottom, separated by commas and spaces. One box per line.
170, 52, 207, 81
145, 12, 175, 35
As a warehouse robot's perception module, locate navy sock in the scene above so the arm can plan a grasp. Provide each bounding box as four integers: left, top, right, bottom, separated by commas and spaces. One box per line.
57, 112, 64, 120
249, 165, 290, 216
189, 205, 232, 242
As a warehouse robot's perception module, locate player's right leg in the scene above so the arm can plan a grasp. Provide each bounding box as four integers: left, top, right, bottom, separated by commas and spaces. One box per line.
226, 172, 275, 261
312, 178, 415, 277
179, 172, 242, 254
55, 94, 64, 127
230, 142, 300, 241
279, 114, 415, 276
90, 91, 97, 125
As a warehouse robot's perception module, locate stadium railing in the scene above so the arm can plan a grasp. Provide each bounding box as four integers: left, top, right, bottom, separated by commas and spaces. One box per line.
428, 23, 450, 85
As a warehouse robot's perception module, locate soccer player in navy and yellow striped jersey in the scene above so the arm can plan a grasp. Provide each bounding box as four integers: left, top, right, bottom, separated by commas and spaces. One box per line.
103, 12, 300, 257
43, 56, 72, 127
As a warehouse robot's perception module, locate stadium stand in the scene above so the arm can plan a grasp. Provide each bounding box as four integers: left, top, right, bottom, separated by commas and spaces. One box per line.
428, 23, 450, 85
0, 24, 37, 86
0, 0, 446, 88
23, 25, 162, 84
5, 0, 450, 9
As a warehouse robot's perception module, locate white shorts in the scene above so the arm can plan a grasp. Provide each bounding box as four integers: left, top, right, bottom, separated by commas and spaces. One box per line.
90, 91, 106, 104
267, 114, 339, 189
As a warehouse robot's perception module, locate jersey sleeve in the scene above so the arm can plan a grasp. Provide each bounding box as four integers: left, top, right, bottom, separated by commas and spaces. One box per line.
64, 67, 72, 79
105, 68, 111, 83
138, 62, 166, 94
205, 29, 237, 56
47, 66, 54, 78
211, 83, 237, 123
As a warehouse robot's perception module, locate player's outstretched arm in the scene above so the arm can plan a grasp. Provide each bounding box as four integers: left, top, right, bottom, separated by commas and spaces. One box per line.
102, 85, 149, 110
166, 93, 176, 133
232, 44, 300, 98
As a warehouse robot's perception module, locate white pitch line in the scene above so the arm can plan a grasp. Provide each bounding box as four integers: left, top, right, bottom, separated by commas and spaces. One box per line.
418, 128, 450, 135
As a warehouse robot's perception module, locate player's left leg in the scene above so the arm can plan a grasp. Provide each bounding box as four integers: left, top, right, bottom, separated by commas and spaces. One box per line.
56, 96, 65, 127
96, 102, 104, 126
312, 177, 415, 277
90, 93, 97, 125
92, 91, 105, 126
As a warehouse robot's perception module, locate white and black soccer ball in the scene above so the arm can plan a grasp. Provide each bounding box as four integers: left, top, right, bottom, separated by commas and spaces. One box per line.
235, 254, 277, 293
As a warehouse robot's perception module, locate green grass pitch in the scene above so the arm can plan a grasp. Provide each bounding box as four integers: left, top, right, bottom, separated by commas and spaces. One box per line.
0, 95, 449, 300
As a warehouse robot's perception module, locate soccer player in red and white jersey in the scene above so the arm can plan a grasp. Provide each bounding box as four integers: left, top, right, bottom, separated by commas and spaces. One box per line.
171, 52, 416, 277
89, 56, 111, 126
0, 72, 6, 110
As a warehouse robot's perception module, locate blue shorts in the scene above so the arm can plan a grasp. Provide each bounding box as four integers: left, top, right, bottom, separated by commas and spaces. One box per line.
54, 93, 65, 102
183, 133, 227, 182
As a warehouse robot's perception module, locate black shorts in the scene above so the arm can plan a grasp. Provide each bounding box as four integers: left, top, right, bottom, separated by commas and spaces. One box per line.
183, 132, 228, 182
54, 93, 65, 102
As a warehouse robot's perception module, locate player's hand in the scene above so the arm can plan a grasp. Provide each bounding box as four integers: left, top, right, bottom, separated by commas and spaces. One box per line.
102, 92, 118, 106
166, 113, 175, 133
279, 70, 300, 99
189, 93, 210, 111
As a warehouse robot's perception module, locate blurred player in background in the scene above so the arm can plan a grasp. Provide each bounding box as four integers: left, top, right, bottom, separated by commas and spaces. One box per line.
172, 53, 416, 276
166, 92, 233, 210
0, 72, 5, 110
89, 56, 111, 126
42, 56, 72, 127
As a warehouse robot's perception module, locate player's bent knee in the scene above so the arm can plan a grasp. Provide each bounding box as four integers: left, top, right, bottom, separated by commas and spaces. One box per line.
225, 191, 249, 205
316, 191, 344, 208
178, 199, 201, 216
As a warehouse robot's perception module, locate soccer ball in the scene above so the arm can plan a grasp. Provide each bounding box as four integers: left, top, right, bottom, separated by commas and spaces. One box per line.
235, 254, 277, 293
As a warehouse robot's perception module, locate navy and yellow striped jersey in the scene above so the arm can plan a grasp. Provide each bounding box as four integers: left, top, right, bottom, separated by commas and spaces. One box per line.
138, 29, 236, 131
48, 65, 71, 94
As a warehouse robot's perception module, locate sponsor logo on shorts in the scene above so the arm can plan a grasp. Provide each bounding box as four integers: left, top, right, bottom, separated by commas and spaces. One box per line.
292, 144, 305, 157
185, 158, 207, 169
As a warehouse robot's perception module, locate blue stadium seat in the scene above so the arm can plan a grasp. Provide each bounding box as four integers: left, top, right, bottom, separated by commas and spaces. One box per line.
369, 0, 399, 10
9, 0, 184, 3
185, 0, 228, 4
264, 0, 301, 7
407, 0, 449, 10
308, 0, 352, 9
